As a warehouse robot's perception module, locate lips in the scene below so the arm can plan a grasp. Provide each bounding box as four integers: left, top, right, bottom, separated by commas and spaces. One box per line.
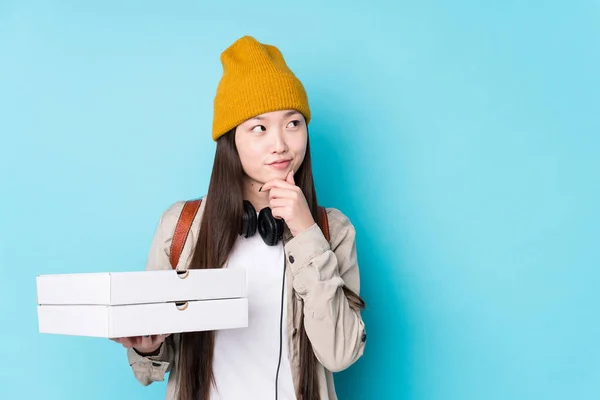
268, 159, 291, 169
268, 159, 291, 165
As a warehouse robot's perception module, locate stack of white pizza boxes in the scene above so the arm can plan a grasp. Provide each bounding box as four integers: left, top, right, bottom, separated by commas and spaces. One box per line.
36, 269, 248, 338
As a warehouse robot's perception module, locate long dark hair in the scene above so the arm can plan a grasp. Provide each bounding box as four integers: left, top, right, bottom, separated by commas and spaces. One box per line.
176, 128, 365, 400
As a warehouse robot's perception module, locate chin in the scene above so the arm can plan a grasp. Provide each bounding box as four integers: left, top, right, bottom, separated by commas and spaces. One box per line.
254, 166, 294, 184
264, 169, 290, 179
276, 170, 293, 179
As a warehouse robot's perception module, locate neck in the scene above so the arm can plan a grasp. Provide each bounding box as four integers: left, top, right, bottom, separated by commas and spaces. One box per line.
242, 178, 270, 212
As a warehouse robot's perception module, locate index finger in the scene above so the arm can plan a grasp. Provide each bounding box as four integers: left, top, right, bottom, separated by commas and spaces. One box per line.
260, 179, 297, 192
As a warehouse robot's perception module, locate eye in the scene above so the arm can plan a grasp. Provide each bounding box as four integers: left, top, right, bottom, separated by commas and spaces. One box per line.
286, 120, 301, 129
251, 125, 266, 133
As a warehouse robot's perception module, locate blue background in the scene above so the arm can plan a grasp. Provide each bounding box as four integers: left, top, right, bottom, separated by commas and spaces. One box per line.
1, 1, 599, 399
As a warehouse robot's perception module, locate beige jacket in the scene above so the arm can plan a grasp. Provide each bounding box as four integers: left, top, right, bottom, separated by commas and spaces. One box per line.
126, 197, 367, 399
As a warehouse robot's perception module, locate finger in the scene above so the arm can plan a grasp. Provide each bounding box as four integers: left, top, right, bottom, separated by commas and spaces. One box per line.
153, 335, 167, 345
140, 335, 154, 349
152, 335, 168, 346
261, 179, 298, 192
270, 206, 289, 220
286, 170, 295, 185
149, 335, 162, 346
119, 337, 134, 348
268, 187, 296, 201
260, 179, 285, 192
269, 198, 291, 209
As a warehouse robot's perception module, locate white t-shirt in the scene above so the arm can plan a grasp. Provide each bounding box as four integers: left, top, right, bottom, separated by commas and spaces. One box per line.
209, 229, 296, 399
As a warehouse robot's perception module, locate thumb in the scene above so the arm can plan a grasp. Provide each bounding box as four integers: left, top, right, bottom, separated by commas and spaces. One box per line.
287, 170, 295, 185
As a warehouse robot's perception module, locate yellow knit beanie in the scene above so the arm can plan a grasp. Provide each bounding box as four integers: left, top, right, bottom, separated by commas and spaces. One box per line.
212, 36, 311, 141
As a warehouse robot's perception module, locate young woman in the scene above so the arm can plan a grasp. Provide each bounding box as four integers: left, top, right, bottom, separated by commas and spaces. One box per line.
112, 35, 366, 400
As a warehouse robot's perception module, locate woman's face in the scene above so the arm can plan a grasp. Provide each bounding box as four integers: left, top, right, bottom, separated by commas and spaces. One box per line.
235, 109, 307, 187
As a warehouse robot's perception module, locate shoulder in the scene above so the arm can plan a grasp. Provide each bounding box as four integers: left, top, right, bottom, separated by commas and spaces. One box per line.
323, 206, 350, 223
322, 206, 356, 247
156, 201, 185, 231
155, 197, 206, 237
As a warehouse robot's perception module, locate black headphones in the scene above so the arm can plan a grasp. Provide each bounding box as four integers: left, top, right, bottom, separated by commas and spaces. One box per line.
240, 200, 285, 246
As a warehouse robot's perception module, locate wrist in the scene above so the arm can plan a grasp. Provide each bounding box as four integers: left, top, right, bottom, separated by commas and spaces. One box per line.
134, 343, 162, 357
291, 218, 316, 237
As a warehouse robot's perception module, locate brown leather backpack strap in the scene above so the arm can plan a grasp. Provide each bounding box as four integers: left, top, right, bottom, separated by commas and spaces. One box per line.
169, 199, 202, 269
318, 206, 330, 243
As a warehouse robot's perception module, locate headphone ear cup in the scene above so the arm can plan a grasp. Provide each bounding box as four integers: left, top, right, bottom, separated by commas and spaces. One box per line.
257, 207, 284, 246
240, 200, 257, 238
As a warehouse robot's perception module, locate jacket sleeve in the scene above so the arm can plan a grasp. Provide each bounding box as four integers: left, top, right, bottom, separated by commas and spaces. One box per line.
126, 203, 183, 385
127, 336, 175, 386
284, 208, 367, 372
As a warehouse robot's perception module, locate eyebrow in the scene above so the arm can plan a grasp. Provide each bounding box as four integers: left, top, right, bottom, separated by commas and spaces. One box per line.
250, 110, 301, 121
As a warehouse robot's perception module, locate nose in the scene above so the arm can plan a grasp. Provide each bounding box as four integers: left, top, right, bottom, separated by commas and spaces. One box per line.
271, 128, 288, 153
